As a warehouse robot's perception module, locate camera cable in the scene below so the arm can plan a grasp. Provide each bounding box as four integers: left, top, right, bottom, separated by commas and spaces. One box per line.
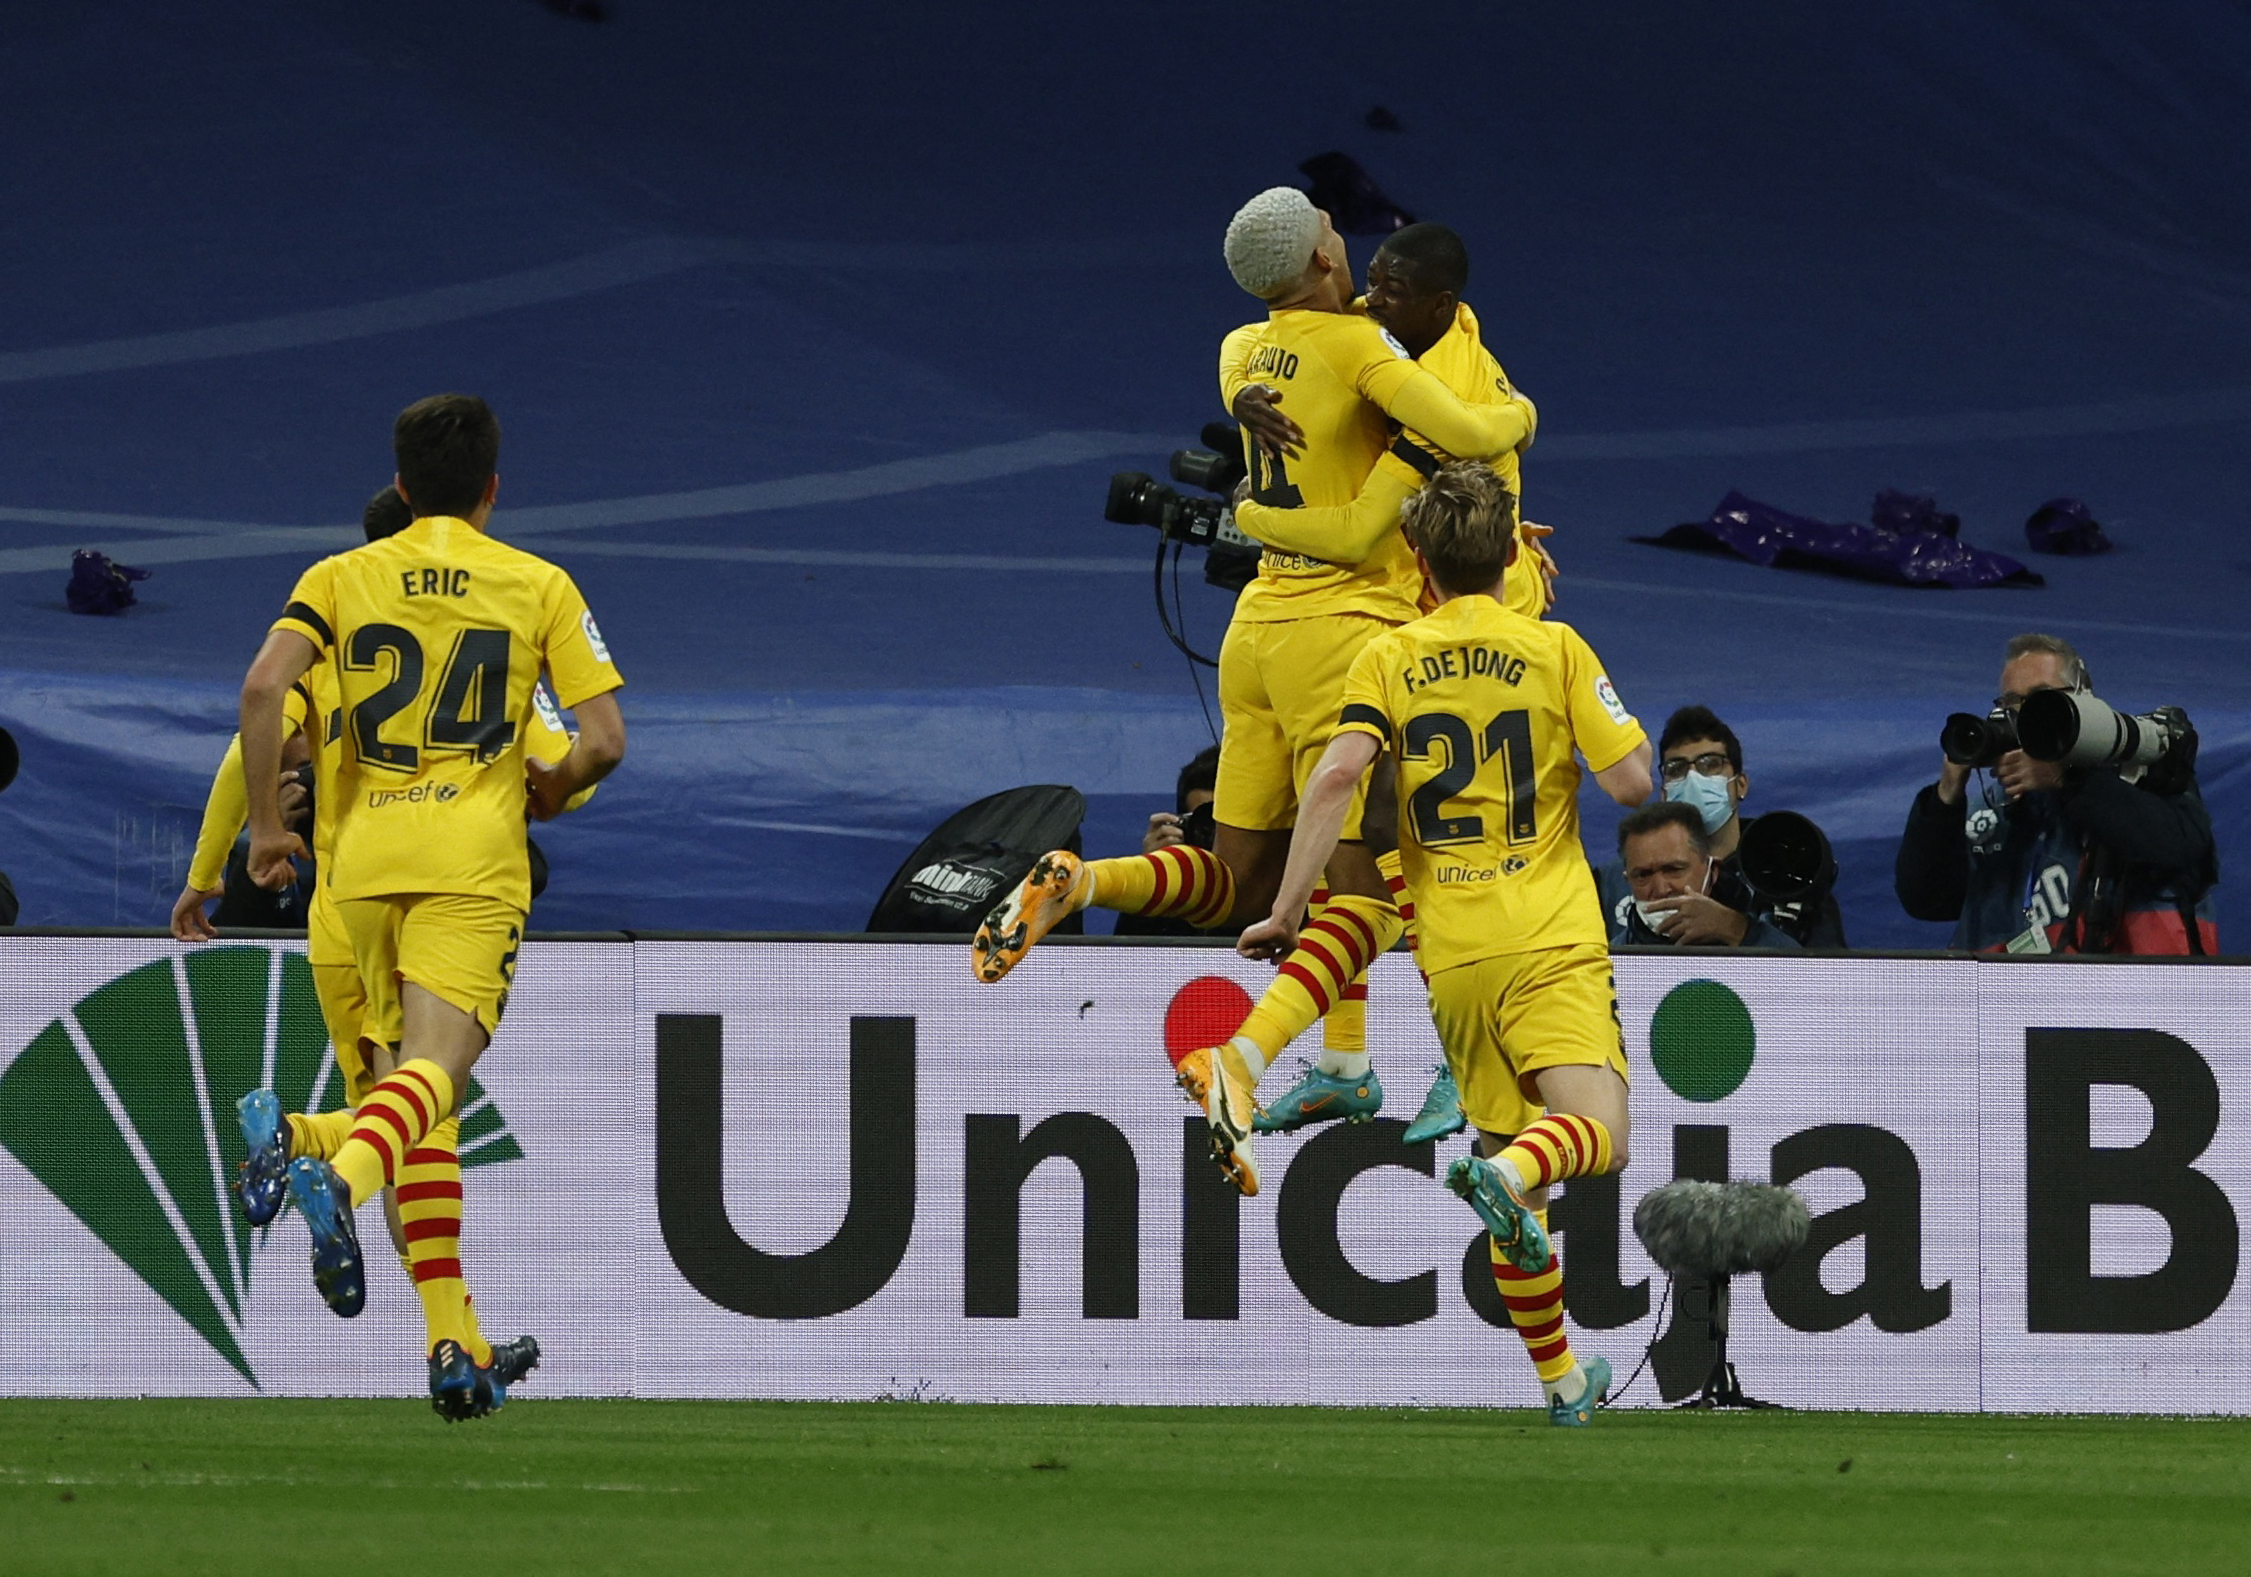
1152, 537, 1222, 746
1597, 1270, 1672, 1410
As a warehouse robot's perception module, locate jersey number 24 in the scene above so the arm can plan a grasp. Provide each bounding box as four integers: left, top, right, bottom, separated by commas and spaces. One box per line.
344, 624, 518, 772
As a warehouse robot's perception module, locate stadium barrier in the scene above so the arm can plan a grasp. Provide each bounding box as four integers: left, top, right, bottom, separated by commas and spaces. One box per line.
1, 934, 2245, 1412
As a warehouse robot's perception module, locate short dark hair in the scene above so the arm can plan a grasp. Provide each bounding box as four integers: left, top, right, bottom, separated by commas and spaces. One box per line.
1617, 799, 1710, 857
362, 485, 412, 543
1658, 705, 1743, 773
1374, 223, 1469, 296
393, 394, 500, 520
1177, 743, 1220, 815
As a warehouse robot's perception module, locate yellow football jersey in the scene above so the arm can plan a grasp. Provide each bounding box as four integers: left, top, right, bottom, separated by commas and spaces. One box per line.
1218, 308, 1535, 625
1336, 596, 1643, 970
1234, 302, 1545, 619
1380, 302, 1527, 507
272, 515, 622, 910
187, 663, 583, 890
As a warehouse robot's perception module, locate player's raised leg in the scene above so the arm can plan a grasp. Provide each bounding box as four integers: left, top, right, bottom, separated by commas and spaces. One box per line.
972, 840, 1236, 983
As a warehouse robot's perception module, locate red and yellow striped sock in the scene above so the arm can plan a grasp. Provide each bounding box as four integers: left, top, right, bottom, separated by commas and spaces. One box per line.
1374, 849, 1428, 984
1084, 846, 1235, 928
331, 1059, 455, 1209
1319, 983, 1369, 1076
1492, 1220, 1574, 1388
284, 1108, 356, 1161
1500, 1114, 1616, 1192
397, 1115, 491, 1363
1236, 894, 1403, 1065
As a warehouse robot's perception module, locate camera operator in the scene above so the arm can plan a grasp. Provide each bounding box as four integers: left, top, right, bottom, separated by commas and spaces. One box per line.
1895, 633, 2218, 953
1116, 744, 1222, 938
1596, 706, 1848, 947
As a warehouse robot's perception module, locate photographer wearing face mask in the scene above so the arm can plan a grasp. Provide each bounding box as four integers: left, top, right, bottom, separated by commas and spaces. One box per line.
1895, 632, 2218, 954
1595, 706, 1848, 947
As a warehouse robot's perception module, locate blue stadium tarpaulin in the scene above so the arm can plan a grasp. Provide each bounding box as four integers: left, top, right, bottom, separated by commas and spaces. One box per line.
2, 2, 2247, 948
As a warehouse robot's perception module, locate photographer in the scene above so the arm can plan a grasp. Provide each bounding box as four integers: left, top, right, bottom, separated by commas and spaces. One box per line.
1596, 706, 1848, 947
1116, 744, 1222, 938
1603, 802, 1805, 949
1895, 633, 2218, 953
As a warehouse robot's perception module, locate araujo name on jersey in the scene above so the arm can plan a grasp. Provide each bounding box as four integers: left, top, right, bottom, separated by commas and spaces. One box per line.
1400, 644, 1527, 695
400, 567, 472, 598
651, 1013, 2241, 1337
1244, 344, 1300, 381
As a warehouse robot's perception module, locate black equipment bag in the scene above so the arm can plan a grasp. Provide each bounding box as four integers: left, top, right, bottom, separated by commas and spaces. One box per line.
867, 784, 1087, 934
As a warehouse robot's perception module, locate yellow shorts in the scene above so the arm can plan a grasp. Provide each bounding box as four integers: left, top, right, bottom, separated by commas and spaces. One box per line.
337, 892, 525, 1046
309, 960, 375, 1103
302, 889, 376, 1100
1425, 943, 1629, 1135
1215, 612, 1398, 839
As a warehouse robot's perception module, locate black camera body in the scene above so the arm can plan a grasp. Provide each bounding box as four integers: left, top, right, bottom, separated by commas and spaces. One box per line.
1941, 708, 2019, 769
1105, 423, 1265, 593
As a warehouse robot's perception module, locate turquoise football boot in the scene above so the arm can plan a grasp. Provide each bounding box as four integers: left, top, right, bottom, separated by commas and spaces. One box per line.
1550, 1354, 1612, 1427
1252, 1065, 1383, 1132
1446, 1154, 1552, 1273
286, 1157, 366, 1318
234, 1089, 289, 1227
1401, 1065, 1467, 1144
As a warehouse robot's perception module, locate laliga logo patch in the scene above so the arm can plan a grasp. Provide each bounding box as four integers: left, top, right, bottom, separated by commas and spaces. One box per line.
581, 608, 612, 664
533, 681, 566, 734
1378, 325, 1410, 360
1595, 675, 1631, 725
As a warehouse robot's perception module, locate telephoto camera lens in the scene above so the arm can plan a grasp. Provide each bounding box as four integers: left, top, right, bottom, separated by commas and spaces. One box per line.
2018, 690, 2181, 768
1737, 810, 1835, 902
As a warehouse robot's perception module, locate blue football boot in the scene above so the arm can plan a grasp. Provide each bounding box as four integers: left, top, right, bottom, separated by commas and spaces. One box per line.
1251, 1065, 1383, 1133
285, 1157, 366, 1318
1401, 1065, 1467, 1145
474, 1335, 542, 1417
235, 1090, 290, 1227
1550, 1354, 1612, 1428
428, 1340, 481, 1422
1446, 1154, 1552, 1274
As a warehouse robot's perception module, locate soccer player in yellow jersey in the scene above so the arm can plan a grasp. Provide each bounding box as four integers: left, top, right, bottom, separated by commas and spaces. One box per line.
173, 484, 590, 1417
1241, 461, 1652, 1426
974, 189, 1535, 1196
1234, 223, 1555, 622
235, 396, 624, 1417
1230, 222, 1552, 1146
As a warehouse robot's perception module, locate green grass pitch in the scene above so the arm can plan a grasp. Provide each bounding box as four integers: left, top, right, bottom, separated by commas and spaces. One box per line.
1, 1399, 2243, 1575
